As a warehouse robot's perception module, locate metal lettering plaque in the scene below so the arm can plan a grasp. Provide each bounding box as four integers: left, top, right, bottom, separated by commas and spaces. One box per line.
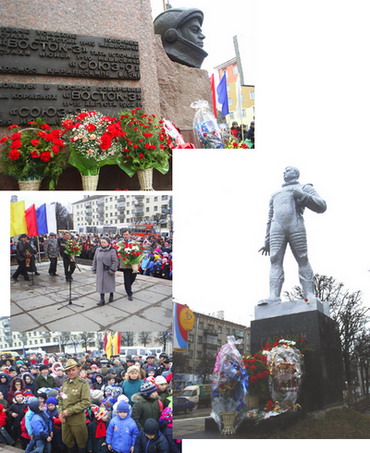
0, 83, 142, 125
0, 27, 140, 80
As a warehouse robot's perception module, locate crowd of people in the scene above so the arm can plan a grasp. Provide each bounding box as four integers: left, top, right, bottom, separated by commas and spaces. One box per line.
0, 350, 178, 452
229, 120, 255, 147
10, 231, 173, 305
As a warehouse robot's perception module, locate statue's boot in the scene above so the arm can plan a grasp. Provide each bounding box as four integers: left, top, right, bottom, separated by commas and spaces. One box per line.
258, 277, 283, 305
301, 278, 316, 301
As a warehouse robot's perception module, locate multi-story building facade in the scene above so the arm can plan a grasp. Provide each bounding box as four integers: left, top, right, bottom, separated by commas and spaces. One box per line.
72, 194, 172, 235
0, 318, 168, 356
174, 311, 250, 386
216, 57, 255, 128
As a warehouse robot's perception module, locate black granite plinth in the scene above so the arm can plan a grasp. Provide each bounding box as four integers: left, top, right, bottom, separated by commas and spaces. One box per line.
251, 310, 344, 411
205, 410, 306, 438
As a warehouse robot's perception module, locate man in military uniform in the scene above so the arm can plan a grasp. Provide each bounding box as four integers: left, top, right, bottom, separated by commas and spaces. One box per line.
59, 359, 90, 453
259, 166, 327, 304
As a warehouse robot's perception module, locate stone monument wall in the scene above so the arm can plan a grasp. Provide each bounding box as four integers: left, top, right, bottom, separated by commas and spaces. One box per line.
154, 36, 213, 133
0, 0, 161, 130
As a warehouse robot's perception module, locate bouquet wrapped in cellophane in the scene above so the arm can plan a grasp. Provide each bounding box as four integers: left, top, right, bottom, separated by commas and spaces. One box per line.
116, 239, 144, 273
211, 336, 248, 435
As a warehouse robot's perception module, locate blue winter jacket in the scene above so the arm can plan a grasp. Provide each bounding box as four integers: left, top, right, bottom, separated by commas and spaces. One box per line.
106, 415, 139, 453
29, 400, 52, 440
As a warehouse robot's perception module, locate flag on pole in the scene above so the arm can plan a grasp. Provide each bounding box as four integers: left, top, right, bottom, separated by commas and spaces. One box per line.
173, 302, 189, 351
210, 73, 218, 118
25, 204, 38, 237
113, 332, 121, 355
10, 201, 27, 237
104, 332, 113, 358
46, 203, 57, 234
103, 333, 108, 352
216, 71, 229, 116
36, 204, 48, 234
235, 74, 244, 137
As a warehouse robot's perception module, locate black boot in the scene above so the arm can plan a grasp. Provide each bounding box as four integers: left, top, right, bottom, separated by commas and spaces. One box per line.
97, 294, 105, 306
108, 292, 114, 302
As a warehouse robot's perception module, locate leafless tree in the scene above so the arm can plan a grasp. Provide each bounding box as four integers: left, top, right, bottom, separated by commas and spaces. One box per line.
156, 330, 172, 353
285, 274, 369, 384
138, 332, 151, 347
122, 332, 134, 346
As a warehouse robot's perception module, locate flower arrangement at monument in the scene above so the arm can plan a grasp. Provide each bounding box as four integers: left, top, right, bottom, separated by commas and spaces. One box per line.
242, 352, 270, 400
61, 110, 126, 190
264, 339, 304, 410
211, 336, 249, 435
0, 119, 67, 190
115, 239, 144, 272
225, 137, 253, 149
191, 100, 223, 149
64, 239, 82, 258
116, 108, 174, 190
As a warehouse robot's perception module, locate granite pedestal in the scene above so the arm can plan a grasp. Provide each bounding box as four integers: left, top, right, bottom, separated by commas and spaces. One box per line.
251, 300, 344, 411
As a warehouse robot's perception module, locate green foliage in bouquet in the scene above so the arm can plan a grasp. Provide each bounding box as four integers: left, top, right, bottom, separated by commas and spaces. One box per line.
0, 118, 67, 189
61, 111, 126, 176
117, 108, 173, 177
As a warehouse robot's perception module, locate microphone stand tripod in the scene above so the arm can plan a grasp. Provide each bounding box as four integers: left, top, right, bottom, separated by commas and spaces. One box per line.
58, 256, 83, 310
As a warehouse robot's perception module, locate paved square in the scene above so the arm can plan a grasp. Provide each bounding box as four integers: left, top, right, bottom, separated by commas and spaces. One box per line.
10, 263, 172, 332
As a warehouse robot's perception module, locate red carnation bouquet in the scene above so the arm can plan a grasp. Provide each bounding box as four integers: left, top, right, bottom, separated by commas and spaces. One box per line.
64, 239, 82, 257
61, 110, 126, 176
116, 108, 174, 177
242, 352, 270, 397
0, 118, 67, 189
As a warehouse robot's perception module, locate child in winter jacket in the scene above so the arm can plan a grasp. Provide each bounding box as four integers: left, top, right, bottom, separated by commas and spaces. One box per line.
158, 407, 181, 453
87, 405, 109, 453
28, 398, 53, 453
131, 382, 162, 432
0, 402, 15, 445
46, 396, 66, 452
134, 418, 169, 453
106, 401, 139, 453
8, 391, 27, 442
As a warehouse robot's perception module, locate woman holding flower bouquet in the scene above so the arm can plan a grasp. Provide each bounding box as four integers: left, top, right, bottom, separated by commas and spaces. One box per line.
92, 236, 119, 306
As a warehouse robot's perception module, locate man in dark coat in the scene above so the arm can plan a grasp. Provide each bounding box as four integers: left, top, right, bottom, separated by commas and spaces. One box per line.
119, 230, 138, 301
58, 232, 76, 282
11, 234, 30, 281
33, 365, 56, 395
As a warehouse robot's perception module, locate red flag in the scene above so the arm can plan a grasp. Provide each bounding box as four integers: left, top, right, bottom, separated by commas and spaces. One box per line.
210, 73, 218, 118
25, 204, 38, 237
103, 333, 108, 352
